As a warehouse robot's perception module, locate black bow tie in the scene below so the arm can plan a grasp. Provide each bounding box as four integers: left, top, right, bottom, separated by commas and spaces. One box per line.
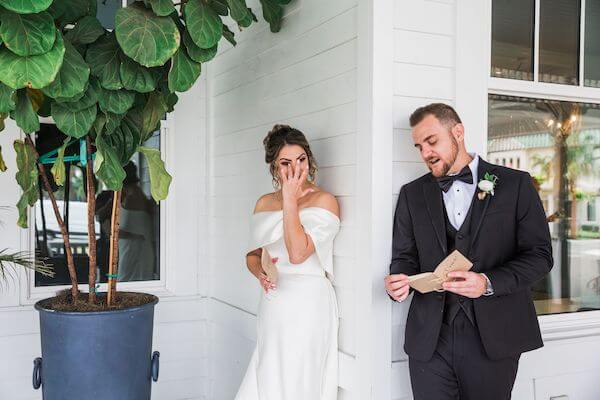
436, 165, 473, 192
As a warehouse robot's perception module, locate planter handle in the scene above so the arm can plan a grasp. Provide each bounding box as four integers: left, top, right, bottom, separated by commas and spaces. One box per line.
151, 351, 160, 382
32, 357, 42, 389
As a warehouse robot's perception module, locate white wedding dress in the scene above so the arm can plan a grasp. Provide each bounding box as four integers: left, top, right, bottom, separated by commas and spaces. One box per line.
235, 207, 340, 400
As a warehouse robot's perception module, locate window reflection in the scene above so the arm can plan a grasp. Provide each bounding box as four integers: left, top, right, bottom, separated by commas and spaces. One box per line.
491, 0, 535, 81
35, 125, 161, 286
539, 0, 581, 85
488, 94, 600, 315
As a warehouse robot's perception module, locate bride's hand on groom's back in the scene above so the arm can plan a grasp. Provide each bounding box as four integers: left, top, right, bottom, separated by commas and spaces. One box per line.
385, 274, 410, 302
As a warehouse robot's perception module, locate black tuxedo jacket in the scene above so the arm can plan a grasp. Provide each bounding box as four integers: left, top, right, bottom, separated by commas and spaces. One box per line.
390, 158, 553, 361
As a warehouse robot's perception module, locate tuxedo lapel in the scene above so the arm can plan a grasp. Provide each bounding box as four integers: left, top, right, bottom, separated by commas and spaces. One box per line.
423, 178, 447, 254
469, 158, 497, 248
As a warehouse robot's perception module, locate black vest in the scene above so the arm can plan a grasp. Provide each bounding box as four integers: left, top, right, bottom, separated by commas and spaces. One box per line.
442, 195, 477, 325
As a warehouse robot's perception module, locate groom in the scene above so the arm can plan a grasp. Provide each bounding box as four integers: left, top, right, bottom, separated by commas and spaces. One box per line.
384, 103, 553, 399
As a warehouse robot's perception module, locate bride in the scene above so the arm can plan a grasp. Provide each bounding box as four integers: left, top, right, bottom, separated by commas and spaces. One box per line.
235, 125, 341, 400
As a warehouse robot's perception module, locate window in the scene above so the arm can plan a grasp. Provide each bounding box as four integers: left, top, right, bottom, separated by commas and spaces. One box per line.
32, 1, 163, 288
492, 0, 600, 87
491, 0, 535, 80
34, 126, 162, 286
488, 94, 600, 315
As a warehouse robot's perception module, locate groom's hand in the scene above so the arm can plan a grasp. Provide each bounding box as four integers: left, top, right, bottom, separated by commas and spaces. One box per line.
442, 271, 487, 298
385, 274, 410, 302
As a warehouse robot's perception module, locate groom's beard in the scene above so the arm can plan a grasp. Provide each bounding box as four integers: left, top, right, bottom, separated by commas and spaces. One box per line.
427, 136, 459, 178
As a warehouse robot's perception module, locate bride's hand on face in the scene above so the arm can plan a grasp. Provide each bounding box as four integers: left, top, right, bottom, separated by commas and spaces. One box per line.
279, 160, 314, 205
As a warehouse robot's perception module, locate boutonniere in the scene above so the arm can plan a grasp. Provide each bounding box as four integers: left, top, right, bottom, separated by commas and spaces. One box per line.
477, 172, 498, 200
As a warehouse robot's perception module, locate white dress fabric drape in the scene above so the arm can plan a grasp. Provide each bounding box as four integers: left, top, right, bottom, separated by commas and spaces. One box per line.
235, 207, 340, 400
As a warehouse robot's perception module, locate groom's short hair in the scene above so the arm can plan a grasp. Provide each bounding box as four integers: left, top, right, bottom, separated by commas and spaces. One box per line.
409, 103, 462, 128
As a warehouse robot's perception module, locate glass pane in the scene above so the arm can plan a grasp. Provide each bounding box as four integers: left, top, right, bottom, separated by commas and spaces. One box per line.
584, 0, 600, 87
539, 0, 581, 85
488, 94, 600, 315
491, 0, 535, 81
35, 125, 162, 286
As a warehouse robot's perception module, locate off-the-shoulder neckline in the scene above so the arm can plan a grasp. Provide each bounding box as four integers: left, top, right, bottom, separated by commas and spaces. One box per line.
253, 206, 340, 221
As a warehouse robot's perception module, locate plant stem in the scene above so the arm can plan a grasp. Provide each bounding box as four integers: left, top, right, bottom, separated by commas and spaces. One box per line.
24, 135, 79, 301
85, 138, 97, 304
107, 190, 122, 307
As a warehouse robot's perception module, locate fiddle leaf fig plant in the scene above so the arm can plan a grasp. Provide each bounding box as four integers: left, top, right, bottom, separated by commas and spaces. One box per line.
0, 0, 293, 307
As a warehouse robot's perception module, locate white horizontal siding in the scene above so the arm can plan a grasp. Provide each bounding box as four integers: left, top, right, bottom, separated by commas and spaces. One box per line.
207, 0, 360, 397
390, 1, 458, 398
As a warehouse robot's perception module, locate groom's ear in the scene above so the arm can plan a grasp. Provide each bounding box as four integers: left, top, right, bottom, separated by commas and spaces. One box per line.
451, 123, 465, 143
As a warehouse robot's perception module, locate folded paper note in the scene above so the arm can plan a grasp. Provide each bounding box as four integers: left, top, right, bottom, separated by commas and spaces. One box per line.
408, 250, 473, 294
261, 247, 279, 284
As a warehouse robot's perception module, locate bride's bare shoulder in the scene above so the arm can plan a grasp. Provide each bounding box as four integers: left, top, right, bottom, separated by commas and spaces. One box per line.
308, 190, 340, 218
253, 192, 279, 213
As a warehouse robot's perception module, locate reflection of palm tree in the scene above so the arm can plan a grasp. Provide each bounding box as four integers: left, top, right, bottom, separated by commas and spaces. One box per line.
0, 206, 53, 283
530, 154, 552, 185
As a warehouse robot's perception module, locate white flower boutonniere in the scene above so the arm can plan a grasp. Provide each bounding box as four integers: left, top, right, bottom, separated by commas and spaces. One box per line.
477, 172, 498, 200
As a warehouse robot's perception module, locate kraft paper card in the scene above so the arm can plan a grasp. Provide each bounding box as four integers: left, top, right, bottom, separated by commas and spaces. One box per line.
261, 247, 279, 284
408, 250, 473, 294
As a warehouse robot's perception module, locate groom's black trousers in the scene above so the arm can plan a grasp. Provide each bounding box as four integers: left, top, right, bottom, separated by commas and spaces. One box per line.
408, 306, 520, 400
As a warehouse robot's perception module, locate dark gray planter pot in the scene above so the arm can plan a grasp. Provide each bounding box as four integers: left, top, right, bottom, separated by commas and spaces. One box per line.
32, 293, 160, 400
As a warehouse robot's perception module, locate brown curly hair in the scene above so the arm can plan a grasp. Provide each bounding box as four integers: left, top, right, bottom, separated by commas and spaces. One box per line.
263, 124, 318, 189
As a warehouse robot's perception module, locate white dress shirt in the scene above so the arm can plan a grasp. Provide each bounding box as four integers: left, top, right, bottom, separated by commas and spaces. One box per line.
442, 153, 479, 230
440, 153, 494, 295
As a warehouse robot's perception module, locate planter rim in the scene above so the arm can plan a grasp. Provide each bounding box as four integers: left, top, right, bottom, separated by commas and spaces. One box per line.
34, 292, 159, 316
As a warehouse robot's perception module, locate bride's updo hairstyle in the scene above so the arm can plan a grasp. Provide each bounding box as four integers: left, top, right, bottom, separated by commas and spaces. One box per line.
263, 124, 318, 189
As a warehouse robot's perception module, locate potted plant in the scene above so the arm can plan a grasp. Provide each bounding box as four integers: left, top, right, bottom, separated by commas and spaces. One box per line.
0, 0, 293, 398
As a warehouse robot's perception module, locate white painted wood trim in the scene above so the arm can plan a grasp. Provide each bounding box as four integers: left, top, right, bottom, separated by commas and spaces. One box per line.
455, 0, 490, 157
356, 0, 394, 397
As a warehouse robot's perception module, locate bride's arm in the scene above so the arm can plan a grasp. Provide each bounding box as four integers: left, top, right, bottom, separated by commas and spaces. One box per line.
281, 163, 339, 264
245, 248, 263, 279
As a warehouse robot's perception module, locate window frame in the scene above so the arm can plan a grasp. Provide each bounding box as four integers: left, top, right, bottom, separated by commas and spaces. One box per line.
457, 0, 600, 335
19, 113, 175, 305
490, 0, 592, 95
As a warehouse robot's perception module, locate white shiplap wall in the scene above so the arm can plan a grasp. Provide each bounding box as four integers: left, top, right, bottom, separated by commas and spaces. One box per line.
205, 0, 360, 398
0, 79, 209, 400
391, 1, 455, 397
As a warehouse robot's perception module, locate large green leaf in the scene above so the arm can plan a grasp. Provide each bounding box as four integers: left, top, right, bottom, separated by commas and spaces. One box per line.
210, 0, 228, 16
0, 0, 52, 14
185, 0, 222, 49
104, 111, 125, 135
227, 0, 251, 24
115, 3, 180, 68
260, 0, 282, 33
64, 16, 105, 45
222, 24, 236, 46
147, 0, 176, 16
50, 137, 69, 186
141, 92, 167, 140
168, 47, 201, 92
0, 83, 15, 113
13, 139, 38, 228
60, 79, 98, 111
86, 33, 122, 90
120, 56, 157, 93
0, 10, 55, 57
49, 0, 95, 24
42, 41, 90, 100
103, 110, 142, 164
139, 146, 171, 202
51, 102, 97, 138
0, 145, 6, 172
183, 30, 217, 63
94, 133, 125, 191
13, 90, 38, 133
98, 87, 135, 115
0, 30, 65, 89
